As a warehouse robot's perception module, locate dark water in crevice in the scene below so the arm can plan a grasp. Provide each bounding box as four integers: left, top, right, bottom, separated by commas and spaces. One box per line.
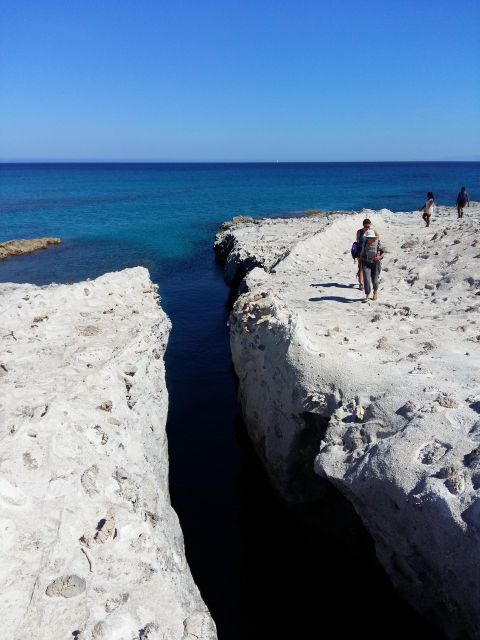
163, 257, 445, 640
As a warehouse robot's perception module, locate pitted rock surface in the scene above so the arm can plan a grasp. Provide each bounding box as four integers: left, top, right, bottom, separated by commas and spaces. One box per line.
221, 204, 480, 638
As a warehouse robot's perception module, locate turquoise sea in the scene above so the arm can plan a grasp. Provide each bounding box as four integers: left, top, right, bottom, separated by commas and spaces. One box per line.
1, 163, 479, 276
2, 162, 477, 639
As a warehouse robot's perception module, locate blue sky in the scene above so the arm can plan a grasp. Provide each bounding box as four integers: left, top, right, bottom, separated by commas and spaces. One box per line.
1, 0, 479, 161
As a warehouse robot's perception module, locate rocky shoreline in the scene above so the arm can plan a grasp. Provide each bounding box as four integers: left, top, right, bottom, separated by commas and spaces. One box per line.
0, 267, 216, 640
216, 205, 480, 638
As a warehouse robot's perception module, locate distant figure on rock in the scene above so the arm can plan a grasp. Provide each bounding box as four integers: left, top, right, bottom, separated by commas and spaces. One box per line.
420, 192, 435, 227
456, 186, 470, 218
360, 229, 384, 303
354, 218, 379, 291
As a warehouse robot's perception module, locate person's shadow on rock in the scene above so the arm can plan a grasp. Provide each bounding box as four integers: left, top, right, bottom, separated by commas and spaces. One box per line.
309, 296, 361, 304
310, 282, 357, 289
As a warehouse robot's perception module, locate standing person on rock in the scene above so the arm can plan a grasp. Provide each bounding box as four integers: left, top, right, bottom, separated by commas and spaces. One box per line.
355, 218, 379, 290
360, 229, 384, 303
456, 186, 470, 218
420, 192, 435, 227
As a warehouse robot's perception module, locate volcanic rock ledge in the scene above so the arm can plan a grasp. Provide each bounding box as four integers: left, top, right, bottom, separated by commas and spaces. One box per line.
0, 267, 216, 640
217, 205, 480, 638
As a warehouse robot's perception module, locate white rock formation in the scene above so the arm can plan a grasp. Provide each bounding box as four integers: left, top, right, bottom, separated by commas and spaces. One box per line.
219, 205, 480, 638
0, 267, 216, 640
214, 213, 342, 286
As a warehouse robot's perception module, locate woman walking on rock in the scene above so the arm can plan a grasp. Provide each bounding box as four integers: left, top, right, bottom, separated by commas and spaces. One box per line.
420, 192, 435, 227
360, 229, 384, 303
355, 218, 378, 290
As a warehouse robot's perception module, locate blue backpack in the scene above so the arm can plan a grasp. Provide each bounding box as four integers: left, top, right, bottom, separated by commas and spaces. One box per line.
351, 241, 361, 260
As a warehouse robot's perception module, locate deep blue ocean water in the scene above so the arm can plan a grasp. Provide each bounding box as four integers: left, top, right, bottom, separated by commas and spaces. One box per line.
2, 162, 476, 638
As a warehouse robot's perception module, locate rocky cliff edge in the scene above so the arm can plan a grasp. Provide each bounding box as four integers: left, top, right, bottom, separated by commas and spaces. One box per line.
0, 267, 216, 640
216, 206, 480, 638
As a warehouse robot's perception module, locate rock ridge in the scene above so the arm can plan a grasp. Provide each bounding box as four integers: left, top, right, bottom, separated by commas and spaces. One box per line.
214, 213, 341, 287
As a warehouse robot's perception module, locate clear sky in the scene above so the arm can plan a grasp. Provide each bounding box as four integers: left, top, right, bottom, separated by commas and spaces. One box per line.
1, 0, 479, 161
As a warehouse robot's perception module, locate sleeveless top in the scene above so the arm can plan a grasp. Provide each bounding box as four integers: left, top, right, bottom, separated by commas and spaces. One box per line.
424, 199, 434, 215
359, 227, 376, 249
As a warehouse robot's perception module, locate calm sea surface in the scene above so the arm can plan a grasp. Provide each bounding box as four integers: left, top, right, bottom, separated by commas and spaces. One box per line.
2, 162, 476, 638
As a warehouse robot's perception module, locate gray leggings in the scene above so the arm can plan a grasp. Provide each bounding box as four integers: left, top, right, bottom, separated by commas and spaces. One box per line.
362, 261, 380, 296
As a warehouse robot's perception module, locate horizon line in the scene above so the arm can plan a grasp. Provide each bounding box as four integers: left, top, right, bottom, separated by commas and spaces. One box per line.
1, 159, 479, 164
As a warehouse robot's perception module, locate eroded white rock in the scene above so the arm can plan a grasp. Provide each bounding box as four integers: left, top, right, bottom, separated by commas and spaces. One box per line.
0, 267, 216, 640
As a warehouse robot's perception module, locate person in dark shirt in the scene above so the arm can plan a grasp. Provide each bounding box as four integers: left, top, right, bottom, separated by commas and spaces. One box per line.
456, 186, 470, 218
